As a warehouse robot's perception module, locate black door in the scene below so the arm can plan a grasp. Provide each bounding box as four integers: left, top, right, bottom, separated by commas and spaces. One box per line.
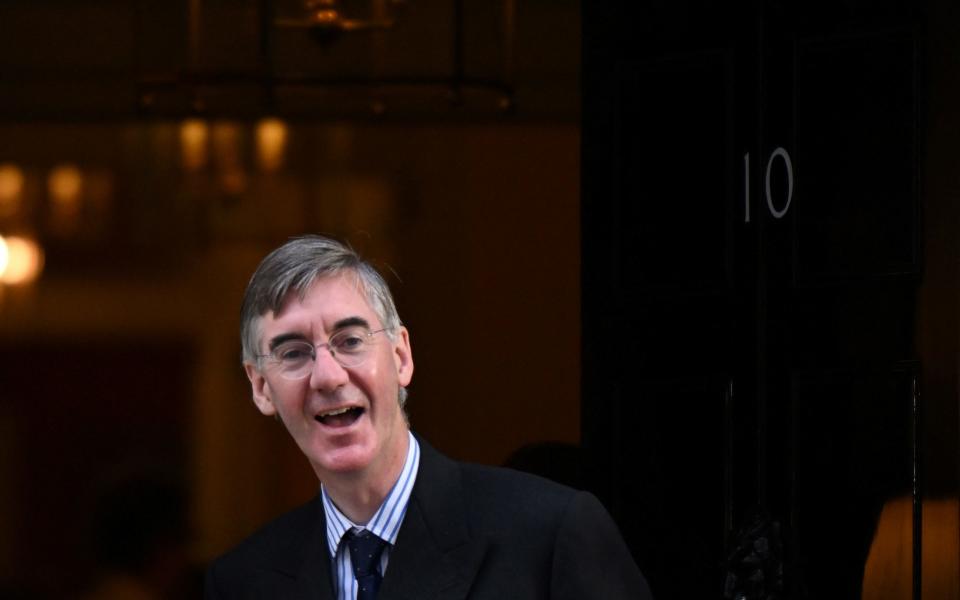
582, 2, 942, 598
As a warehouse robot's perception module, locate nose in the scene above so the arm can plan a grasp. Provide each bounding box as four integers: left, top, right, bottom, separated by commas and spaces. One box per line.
308, 344, 350, 392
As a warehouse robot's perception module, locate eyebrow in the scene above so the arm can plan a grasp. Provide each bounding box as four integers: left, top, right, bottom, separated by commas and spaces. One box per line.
266, 317, 372, 351
267, 332, 308, 351
333, 316, 371, 331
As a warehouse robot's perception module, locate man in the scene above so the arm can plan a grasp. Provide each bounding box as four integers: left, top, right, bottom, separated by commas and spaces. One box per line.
206, 235, 653, 599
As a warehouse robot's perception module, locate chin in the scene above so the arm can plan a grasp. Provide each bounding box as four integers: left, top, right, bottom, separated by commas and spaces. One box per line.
311, 441, 378, 476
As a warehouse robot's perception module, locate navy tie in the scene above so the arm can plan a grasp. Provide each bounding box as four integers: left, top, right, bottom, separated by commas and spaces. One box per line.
347, 530, 387, 600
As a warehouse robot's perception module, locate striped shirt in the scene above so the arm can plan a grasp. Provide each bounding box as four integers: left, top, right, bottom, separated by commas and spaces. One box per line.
321, 431, 421, 600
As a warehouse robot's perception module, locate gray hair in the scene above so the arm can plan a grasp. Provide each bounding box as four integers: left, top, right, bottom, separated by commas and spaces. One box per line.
240, 235, 408, 406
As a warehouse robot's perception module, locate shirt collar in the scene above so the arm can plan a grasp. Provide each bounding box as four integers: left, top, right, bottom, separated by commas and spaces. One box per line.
321, 431, 421, 558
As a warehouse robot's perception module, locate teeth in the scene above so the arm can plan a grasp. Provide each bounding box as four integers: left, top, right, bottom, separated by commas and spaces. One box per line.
320, 406, 352, 418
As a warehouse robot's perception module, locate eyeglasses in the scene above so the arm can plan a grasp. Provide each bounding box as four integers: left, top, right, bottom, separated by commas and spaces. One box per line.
258, 327, 388, 380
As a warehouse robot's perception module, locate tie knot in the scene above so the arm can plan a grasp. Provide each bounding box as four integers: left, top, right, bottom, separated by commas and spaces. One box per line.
347, 530, 387, 578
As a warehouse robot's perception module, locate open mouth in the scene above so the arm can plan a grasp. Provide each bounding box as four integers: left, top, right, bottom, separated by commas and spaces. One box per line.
316, 406, 364, 428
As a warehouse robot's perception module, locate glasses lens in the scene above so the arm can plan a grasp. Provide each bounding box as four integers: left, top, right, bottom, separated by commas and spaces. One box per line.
271, 340, 314, 379
329, 327, 371, 367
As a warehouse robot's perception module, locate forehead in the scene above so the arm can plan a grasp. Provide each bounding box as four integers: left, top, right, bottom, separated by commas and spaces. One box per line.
267, 273, 379, 328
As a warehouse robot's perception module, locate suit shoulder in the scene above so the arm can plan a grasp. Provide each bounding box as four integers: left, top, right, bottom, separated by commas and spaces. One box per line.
456, 462, 581, 524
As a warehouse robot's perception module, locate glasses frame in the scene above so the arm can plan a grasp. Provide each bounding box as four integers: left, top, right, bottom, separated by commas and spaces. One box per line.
256, 327, 389, 379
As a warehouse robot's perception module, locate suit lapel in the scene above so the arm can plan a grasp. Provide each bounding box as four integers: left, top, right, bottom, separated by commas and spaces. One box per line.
290, 522, 336, 600
379, 438, 487, 600
259, 496, 336, 600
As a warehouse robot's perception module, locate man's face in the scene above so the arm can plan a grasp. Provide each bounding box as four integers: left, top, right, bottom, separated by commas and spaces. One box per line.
244, 273, 413, 482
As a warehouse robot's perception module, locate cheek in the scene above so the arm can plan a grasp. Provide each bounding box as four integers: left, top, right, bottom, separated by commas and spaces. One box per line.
363, 353, 390, 380
270, 380, 307, 411
355, 363, 397, 400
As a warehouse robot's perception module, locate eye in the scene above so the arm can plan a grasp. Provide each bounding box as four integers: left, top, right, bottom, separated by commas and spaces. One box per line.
332, 329, 367, 353
274, 342, 313, 362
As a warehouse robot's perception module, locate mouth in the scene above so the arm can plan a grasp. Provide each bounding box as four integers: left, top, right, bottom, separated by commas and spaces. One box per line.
315, 406, 364, 428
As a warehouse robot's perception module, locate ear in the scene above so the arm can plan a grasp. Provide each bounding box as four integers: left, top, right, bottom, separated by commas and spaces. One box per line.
244, 361, 277, 416
393, 326, 414, 387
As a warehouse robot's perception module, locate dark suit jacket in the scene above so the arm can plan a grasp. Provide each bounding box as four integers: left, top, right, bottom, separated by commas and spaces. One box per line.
205, 437, 653, 599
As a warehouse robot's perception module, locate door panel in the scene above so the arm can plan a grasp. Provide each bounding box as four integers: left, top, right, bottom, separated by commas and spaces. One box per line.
617, 53, 734, 294
583, 2, 931, 598
795, 32, 919, 282
618, 377, 731, 598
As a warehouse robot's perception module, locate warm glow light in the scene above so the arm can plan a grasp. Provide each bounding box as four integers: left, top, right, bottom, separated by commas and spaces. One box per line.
48, 164, 83, 215
1, 236, 44, 285
181, 118, 209, 171
256, 117, 288, 172
0, 164, 24, 217
862, 495, 960, 599
0, 236, 8, 277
